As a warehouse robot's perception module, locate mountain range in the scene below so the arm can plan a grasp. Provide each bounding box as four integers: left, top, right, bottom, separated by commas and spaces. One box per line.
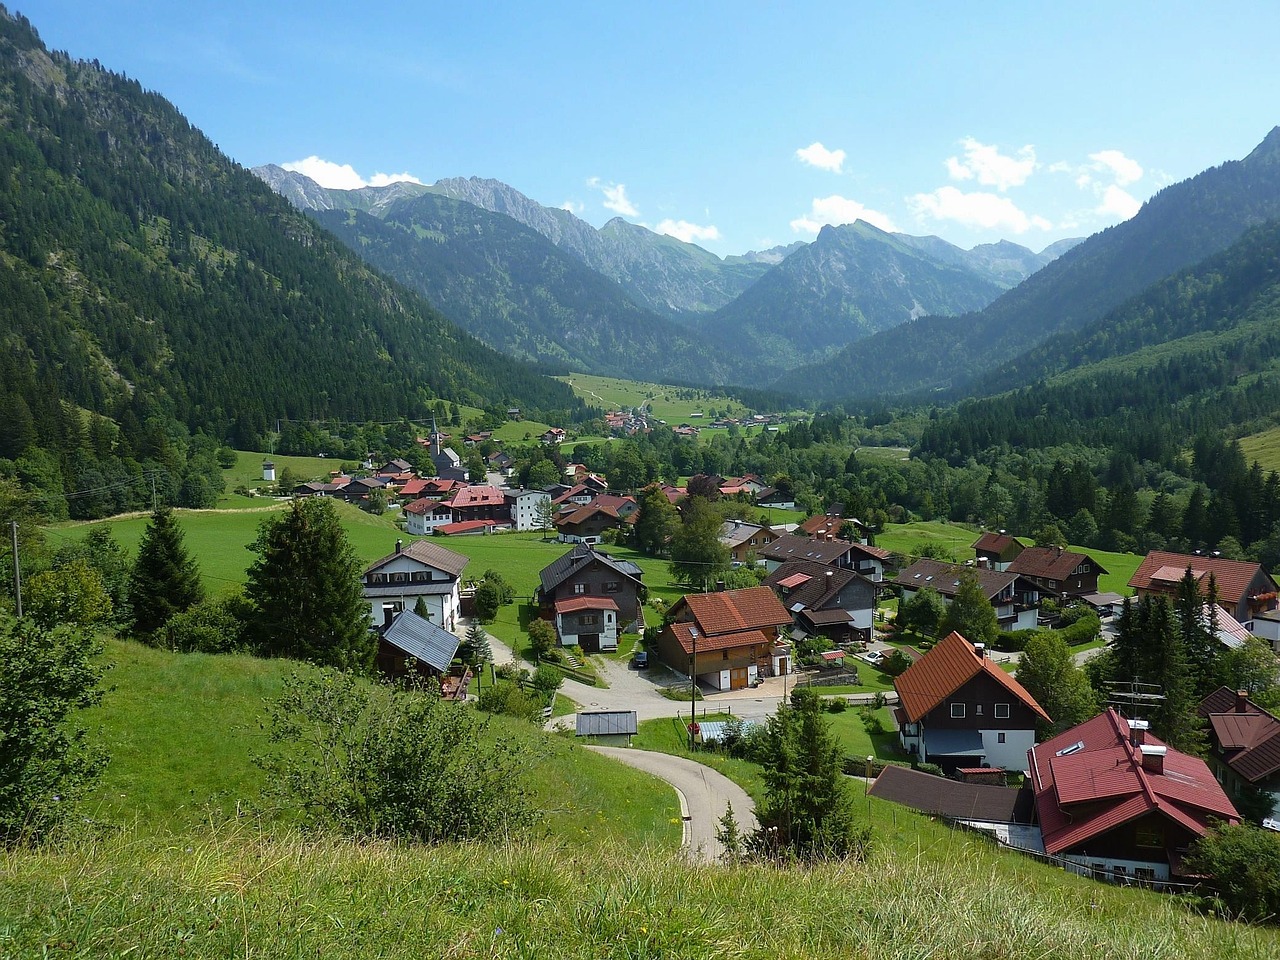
255, 165, 1075, 383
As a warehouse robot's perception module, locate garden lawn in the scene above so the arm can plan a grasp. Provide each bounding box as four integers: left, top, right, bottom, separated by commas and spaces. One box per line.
823, 706, 901, 761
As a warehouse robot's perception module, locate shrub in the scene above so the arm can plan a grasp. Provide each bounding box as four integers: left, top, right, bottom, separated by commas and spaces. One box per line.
0, 616, 107, 845
858, 707, 886, 734
261, 670, 537, 842
477, 679, 545, 724
825, 697, 848, 713
527, 619, 557, 659
914, 762, 945, 777
161, 591, 251, 654
879, 650, 914, 677
1187, 824, 1280, 923
993, 629, 1036, 653
530, 663, 564, 698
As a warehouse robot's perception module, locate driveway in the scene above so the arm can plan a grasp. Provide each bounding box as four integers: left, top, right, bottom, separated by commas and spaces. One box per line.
587, 747, 757, 863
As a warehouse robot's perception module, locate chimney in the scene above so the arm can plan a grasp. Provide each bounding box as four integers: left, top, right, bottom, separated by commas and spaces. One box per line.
715, 580, 726, 592
974, 643, 986, 659
1139, 744, 1166, 776
1127, 718, 1148, 747
395, 539, 403, 554
1236, 690, 1250, 713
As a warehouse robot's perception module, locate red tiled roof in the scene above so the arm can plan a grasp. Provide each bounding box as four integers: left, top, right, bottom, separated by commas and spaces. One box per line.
447, 484, 505, 508
1199, 686, 1280, 782
894, 631, 1050, 724
972, 531, 1019, 555
682, 586, 791, 637
670, 623, 769, 656
555, 596, 620, 615
1129, 551, 1275, 605
436, 520, 498, 535
777, 572, 811, 589
1029, 709, 1238, 857
397, 478, 429, 498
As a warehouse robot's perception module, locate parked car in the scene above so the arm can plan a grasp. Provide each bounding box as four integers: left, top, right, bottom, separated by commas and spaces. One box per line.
631, 650, 649, 669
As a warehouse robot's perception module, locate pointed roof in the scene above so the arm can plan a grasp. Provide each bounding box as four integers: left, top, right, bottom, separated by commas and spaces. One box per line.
381, 609, 460, 673
365, 539, 469, 578
894, 631, 1051, 724
679, 585, 791, 638
1199, 686, 1280, 783
1008, 545, 1108, 581
1029, 709, 1238, 857
1129, 551, 1276, 606
972, 531, 1022, 560
538, 543, 643, 594
893, 558, 1017, 601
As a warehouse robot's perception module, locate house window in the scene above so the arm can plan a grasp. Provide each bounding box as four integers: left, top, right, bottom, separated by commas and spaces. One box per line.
1134, 867, 1156, 885
997, 733, 1006, 744
573, 583, 586, 595
951, 703, 965, 719
580, 615, 598, 626
722, 650, 729, 660
976, 704, 983, 716
1135, 824, 1164, 849
604, 581, 622, 593
994, 703, 1010, 719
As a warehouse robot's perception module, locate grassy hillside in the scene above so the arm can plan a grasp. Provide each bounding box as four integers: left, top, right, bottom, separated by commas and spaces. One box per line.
1239, 425, 1280, 475
2, 791, 1273, 958
559, 373, 752, 423
86, 639, 679, 847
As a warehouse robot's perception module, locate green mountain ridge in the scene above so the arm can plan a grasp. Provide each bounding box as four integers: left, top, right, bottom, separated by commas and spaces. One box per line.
310, 196, 741, 384
0, 9, 580, 459
784, 126, 1280, 403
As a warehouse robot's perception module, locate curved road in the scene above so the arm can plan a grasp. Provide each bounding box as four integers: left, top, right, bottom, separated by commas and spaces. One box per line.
587, 746, 757, 864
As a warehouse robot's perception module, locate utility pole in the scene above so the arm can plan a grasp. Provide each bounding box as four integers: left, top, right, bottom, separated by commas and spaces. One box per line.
689, 629, 697, 750
10, 520, 21, 619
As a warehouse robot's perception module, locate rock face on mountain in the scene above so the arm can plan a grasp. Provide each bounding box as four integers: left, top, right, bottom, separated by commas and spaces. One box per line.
696, 221, 1014, 379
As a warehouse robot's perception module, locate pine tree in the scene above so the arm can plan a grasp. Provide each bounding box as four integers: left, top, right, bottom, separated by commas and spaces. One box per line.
465, 621, 492, 668
244, 498, 374, 671
128, 506, 203, 636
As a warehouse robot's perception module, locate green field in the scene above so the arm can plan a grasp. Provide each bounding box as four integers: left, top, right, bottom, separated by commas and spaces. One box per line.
1239, 425, 1280, 474
558, 373, 752, 423
87, 638, 679, 847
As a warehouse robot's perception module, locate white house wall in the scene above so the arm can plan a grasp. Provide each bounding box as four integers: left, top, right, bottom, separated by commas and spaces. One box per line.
981, 728, 1035, 772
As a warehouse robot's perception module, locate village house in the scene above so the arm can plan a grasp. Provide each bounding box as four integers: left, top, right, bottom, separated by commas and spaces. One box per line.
541, 427, 566, 445
504, 487, 552, 532
972, 531, 1024, 571
1029, 710, 1239, 886
757, 533, 862, 573
718, 519, 778, 566
554, 496, 636, 544
403, 497, 455, 536
764, 560, 877, 645
1198, 687, 1280, 827
655, 585, 792, 691
537, 543, 645, 650
376, 609, 469, 699
894, 558, 1039, 631
361, 539, 469, 632
445, 484, 510, 526
800, 510, 873, 544
894, 631, 1049, 773
1007, 545, 1107, 602
1128, 550, 1280, 624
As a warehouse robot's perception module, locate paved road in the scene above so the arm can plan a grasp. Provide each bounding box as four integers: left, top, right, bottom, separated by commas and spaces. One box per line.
587, 746, 757, 863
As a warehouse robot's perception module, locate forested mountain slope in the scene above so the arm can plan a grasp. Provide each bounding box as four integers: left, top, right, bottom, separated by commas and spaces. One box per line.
784, 127, 1280, 403
0, 9, 580, 456
916, 217, 1280, 469
312, 197, 740, 384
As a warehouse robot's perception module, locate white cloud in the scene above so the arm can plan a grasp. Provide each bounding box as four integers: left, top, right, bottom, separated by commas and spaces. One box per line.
654, 219, 722, 244
795, 141, 846, 173
946, 138, 1036, 191
909, 186, 1050, 233
587, 177, 639, 217
1098, 184, 1141, 220
368, 171, 424, 187
789, 194, 898, 234
561, 200, 584, 215
281, 156, 421, 190
281, 156, 368, 190
1088, 149, 1143, 186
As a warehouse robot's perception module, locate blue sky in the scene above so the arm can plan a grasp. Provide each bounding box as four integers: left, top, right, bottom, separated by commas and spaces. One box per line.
27, 1, 1280, 257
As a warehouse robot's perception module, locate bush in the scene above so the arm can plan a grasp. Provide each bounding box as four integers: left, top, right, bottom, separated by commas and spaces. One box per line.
1187, 824, 1280, 923
843, 755, 911, 778
914, 762, 945, 778
0, 615, 106, 845
530, 663, 564, 698
825, 697, 848, 713
260, 670, 536, 842
879, 650, 914, 677
477, 679, 545, 724
161, 591, 250, 654
858, 706, 887, 734
527, 619, 557, 659
994, 629, 1036, 653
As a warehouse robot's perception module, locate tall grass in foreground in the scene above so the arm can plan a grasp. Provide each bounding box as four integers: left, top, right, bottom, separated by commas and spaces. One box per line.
1, 823, 1273, 959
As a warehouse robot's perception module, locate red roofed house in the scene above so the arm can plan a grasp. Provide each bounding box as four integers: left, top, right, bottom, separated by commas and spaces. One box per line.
894, 631, 1050, 773
446, 484, 510, 526
1198, 687, 1280, 827
656, 586, 793, 690
1129, 551, 1279, 624
1029, 709, 1239, 885
537, 543, 645, 651
1007, 545, 1107, 601
972, 531, 1024, 571
403, 497, 455, 536
554, 496, 637, 545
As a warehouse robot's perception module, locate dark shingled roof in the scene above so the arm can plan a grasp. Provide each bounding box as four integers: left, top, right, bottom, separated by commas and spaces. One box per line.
868, 765, 1036, 824
538, 543, 643, 594
365, 539, 470, 578
1199, 686, 1280, 783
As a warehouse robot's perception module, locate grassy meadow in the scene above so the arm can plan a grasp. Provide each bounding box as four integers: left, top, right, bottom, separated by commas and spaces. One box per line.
85, 638, 680, 848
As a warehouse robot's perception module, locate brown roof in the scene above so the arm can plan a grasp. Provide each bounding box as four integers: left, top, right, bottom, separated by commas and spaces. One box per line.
365, 539, 470, 578
554, 596, 620, 615
670, 623, 770, 656
759, 533, 856, 566
1198, 686, 1280, 783
1129, 551, 1276, 605
893, 559, 1016, 601
1008, 545, 1106, 581
972, 532, 1022, 559
894, 631, 1050, 724
681, 585, 791, 636
868, 764, 1036, 824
